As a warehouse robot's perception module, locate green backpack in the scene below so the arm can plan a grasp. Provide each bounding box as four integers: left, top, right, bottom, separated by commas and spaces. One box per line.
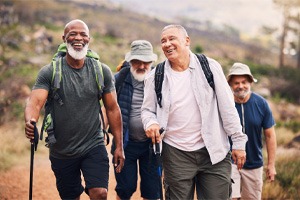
40, 43, 109, 147
50, 43, 104, 94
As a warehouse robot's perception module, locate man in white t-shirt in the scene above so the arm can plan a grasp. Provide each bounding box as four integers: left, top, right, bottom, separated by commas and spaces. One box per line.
141, 24, 248, 199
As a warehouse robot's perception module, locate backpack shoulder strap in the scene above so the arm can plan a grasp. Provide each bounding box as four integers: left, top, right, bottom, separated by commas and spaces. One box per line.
91, 58, 104, 93
115, 66, 130, 95
52, 56, 62, 89
155, 61, 165, 108
196, 54, 215, 91
51, 43, 66, 91
87, 49, 100, 60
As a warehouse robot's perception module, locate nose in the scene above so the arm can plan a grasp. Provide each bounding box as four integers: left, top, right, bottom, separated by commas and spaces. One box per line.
139, 62, 148, 68
74, 33, 83, 40
237, 83, 245, 89
162, 40, 171, 48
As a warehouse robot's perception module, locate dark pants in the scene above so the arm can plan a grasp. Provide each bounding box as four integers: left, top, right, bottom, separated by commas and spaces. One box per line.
50, 145, 109, 199
114, 140, 161, 199
162, 142, 232, 200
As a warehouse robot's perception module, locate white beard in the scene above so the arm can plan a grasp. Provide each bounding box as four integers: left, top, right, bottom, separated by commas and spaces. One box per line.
233, 88, 251, 99
130, 67, 150, 82
66, 42, 89, 60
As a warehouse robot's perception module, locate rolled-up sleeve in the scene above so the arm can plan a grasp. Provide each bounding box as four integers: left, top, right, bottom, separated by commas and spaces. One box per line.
141, 70, 159, 130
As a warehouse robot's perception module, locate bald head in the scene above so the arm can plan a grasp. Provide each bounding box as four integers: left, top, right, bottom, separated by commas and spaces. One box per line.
64, 19, 89, 38
62, 19, 90, 61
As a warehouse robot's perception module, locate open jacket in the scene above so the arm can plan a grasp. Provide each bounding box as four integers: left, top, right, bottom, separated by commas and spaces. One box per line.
141, 52, 248, 165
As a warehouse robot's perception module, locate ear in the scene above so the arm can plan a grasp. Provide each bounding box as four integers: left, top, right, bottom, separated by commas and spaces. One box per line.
62, 35, 66, 42
186, 36, 191, 46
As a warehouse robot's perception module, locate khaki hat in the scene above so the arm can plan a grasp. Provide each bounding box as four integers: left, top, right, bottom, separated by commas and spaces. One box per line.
125, 40, 157, 62
227, 62, 257, 83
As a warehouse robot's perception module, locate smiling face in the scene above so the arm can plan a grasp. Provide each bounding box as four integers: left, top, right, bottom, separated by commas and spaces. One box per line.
63, 20, 90, 60
160, 25, 190, 63
229, 75, 252, 101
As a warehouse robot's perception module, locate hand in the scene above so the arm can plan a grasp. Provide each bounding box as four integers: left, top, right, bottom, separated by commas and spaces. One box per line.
145, 124, 161, 144
266, 164, 276, 182
25, 119, 36, 141
232, 149, 246, 170
113, 147, 125, 173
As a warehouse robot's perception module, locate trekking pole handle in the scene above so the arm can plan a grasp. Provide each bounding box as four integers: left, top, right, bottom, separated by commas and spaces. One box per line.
155, 128, 165, 154
30, 121, 39, 151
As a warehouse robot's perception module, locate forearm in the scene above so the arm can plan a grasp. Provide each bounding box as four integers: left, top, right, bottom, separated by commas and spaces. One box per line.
24, 98, 42, 122
264, 127, 277, 180
106, 107, 123, 148
24, 89, 48, 123
265, 130, 277, 166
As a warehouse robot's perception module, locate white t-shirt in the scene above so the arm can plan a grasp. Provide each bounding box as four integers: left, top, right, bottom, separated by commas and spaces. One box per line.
164, 67, 205, 151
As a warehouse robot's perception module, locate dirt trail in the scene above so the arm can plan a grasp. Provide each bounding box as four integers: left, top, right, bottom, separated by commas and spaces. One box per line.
0, 148, 141, 200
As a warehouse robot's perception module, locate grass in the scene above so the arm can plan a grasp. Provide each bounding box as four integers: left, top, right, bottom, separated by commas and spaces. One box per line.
275, 127, 296, 146
0, 120, 48, 171
263, 148, 300, 199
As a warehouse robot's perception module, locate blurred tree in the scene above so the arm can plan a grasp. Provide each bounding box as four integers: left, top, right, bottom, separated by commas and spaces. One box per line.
194, 44, 203, 54
289, 13, 300, 68
274, 0, 300, 68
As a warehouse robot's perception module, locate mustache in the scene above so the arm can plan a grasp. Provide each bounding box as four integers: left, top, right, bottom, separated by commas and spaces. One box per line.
136, 69, 147, 73
234, 88, 246, 92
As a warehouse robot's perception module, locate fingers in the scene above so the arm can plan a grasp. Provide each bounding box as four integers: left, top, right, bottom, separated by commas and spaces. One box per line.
113, 150, 125, 174
236, 156, 246, 170
25, 119, 36, 140
114, 160, 123, 173
266, 168, 276, 182
145, 125, 161, 144
232, 150, 246, 170
268, 174, 275, 182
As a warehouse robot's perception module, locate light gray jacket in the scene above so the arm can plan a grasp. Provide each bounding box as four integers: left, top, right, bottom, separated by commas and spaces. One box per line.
141, 53, 248, 165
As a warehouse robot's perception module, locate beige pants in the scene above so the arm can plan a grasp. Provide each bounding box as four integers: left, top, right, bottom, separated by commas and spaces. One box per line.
231, 164, 263, 199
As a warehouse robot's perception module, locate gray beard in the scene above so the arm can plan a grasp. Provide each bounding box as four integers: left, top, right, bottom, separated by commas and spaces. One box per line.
130, 67, 149, 82
234, 89, 251, 99
66, 42, 89, 60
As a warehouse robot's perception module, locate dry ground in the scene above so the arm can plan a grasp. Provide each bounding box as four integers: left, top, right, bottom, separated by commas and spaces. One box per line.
0, 142, 142, 200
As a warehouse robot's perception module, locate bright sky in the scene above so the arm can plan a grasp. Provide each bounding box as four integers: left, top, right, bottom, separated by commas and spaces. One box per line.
111, 0, 283, 36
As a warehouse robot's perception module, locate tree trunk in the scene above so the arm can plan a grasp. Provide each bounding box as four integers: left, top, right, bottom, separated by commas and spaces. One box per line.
297, 33, 300, 69
279, 7, 289, 68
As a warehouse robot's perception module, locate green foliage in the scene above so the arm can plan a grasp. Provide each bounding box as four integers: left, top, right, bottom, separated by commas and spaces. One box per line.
102, 34, 118, 45
11, 102, 23, 119
43, 22, 62, 31
243, 60, 300, 103
243, 61, 274, 76
276, 158, 300, 199
193, 44, 204, 54
276, 120, 300, 133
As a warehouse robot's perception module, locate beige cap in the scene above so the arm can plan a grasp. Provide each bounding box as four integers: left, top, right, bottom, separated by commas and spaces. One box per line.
125, 40, 157, 62
227, 62, 257, 83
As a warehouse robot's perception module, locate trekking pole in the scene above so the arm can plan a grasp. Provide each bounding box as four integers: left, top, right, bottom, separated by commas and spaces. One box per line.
29, 121, 39, 200
154, 128, 164, 200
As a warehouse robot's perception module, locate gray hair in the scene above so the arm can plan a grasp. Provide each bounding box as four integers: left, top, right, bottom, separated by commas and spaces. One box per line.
162, 24, 189, 37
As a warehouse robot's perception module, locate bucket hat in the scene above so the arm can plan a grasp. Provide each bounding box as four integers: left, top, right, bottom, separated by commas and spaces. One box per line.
125, 40, 157, 62
227, 62, 257, 83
